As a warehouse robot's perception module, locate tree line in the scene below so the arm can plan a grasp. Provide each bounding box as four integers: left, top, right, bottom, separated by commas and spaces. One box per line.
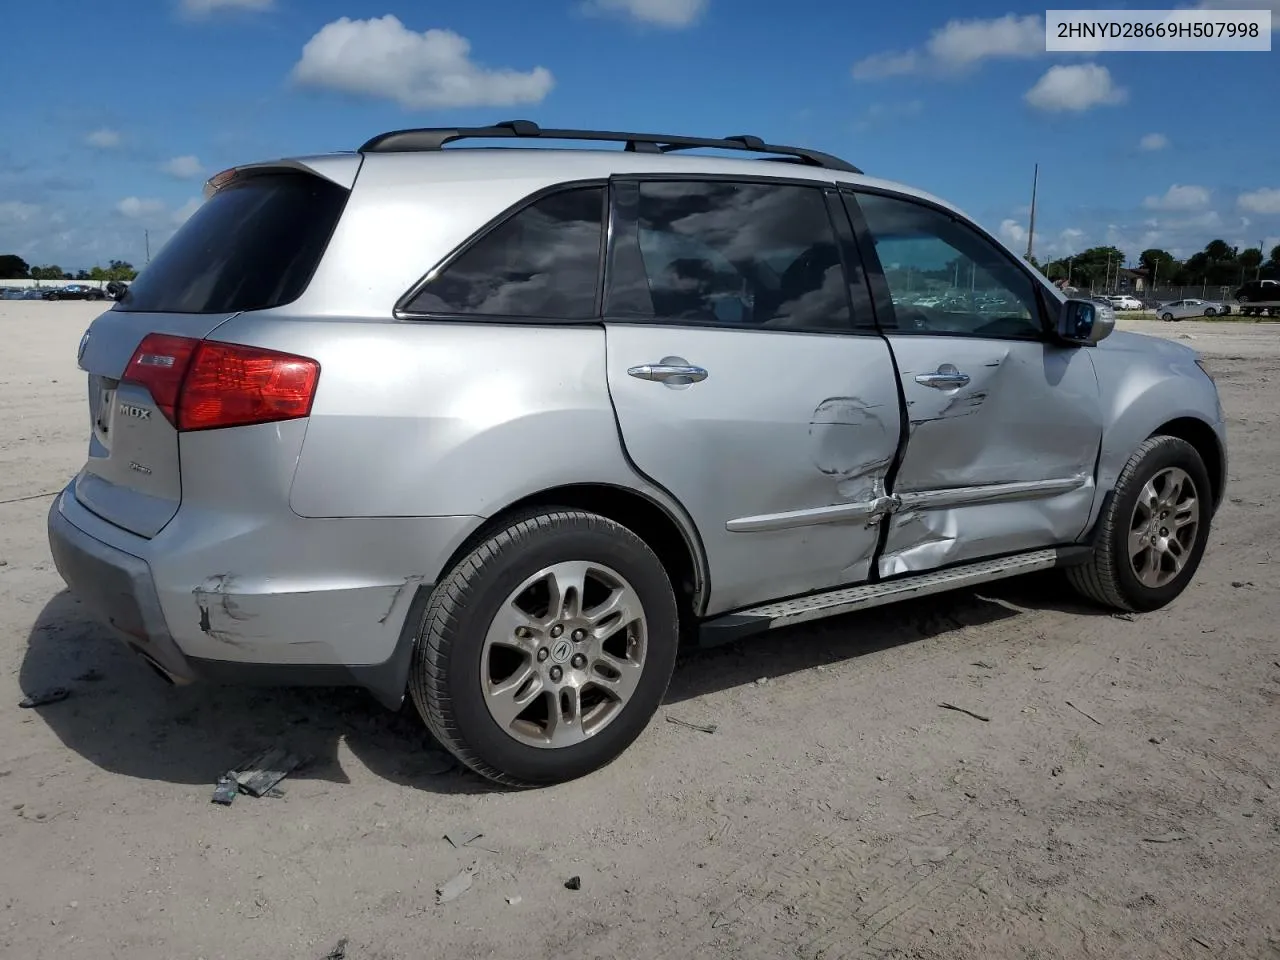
1034, 240, 1280, 289
0, 254, 138, 282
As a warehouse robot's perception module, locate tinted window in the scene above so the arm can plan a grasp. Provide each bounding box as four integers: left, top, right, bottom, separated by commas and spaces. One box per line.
119, 173, 347, 314
406, 187, 604, 319
854, 192, 1044, 339
607, 181, 852, 331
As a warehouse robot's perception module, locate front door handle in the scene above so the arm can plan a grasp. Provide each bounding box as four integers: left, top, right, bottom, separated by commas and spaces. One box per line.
627, 357, 708, 385
914, 364, 970, 389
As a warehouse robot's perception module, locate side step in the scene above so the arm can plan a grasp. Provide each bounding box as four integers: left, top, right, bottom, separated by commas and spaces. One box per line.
699, 548, 1062, 646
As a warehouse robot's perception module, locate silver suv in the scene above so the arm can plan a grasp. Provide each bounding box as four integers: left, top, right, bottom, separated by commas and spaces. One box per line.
48, 122, 1227, 787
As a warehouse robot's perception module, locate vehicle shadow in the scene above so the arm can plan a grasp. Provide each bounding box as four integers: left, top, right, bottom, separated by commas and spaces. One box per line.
22, 573, 1111, 792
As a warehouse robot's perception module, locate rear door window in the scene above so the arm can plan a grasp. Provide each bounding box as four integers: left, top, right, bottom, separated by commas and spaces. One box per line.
403, 186, 605, 320
606, 180, 854, 332
118, 172, 348, 314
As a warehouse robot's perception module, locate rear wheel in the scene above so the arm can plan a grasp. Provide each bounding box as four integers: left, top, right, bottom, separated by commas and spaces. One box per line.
1067, 436, 1212, 612
409, 510, 679, 787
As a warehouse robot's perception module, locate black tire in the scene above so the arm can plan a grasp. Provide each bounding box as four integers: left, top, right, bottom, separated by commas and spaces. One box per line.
1204, 308, 1217, 318
1067, 436, 1213, 612
409, 509, 679, 787
1161, 312, 1174, 322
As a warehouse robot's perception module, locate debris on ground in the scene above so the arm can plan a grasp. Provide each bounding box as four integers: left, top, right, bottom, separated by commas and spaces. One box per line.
321, 938, 349, 960
666, 715, 718, 735
436, 862, 477, 904
1231, 581, 1254, 588
443, 829, 483, 849
1065, 700, 1104, 725
564, 876, 582, 891
505, 895, 522, 906
1051, 765, 1065, 777
909, 846, 951, 866
1111, 612, 1137, 622
1149, 736, 1167, 744
754, 677, 770, 687
211, 774, 239, 806
970, 661, 995, 670
1142, 832, 1189, 843
234, 747, 306, 798
1191, 935, 1213, 949
18, 688, 70, 709
938, 702, 990, 722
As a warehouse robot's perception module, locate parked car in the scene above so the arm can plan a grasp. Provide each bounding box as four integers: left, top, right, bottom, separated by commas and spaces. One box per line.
1108, 295, 1143, 311
48, 121, 1228, 787
1158, 298, 1228, 321
1234, 279, 1280, 303
43, 283, 106, 301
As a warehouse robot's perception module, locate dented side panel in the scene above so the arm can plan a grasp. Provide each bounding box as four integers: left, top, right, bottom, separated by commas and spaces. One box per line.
604, 325, 902, 615
879, 336, 1102, 574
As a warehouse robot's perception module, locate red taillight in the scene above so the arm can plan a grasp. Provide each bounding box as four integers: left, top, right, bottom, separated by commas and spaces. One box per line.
122, 334, 320, 432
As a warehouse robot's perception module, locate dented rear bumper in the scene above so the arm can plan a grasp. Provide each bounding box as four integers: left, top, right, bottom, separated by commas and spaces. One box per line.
46, 484, 484, 708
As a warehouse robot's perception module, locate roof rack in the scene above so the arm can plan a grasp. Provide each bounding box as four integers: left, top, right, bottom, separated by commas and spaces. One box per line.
358, 120, 862, 174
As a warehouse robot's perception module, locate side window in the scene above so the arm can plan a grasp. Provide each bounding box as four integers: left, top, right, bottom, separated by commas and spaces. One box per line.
405, 186, 604, 319
607, 180, 853, 332
852, 191, 1045, 340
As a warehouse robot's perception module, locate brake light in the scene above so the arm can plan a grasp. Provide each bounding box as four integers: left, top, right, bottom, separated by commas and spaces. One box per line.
122, 334, 320, 432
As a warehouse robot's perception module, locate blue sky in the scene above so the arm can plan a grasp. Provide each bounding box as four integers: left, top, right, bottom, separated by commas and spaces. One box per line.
1, 0, 1276, 270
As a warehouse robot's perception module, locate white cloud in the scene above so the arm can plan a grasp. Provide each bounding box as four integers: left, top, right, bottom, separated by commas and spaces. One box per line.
1238, 188, 1280, 215
116, 197, 168, 219
0, 200, 41, 223
1139, 132, 1169, 151
855, 99, 925, 130
1143, 184, 1212, 211
853, 14, 1042, 79
86, 128, 122, 149
181, 0, 273, 14
1024, 64, 1127, 112
291, 16, 554, 109
584, 0, 708, 27
161, 155, 204, 180
999, 218, 1028, 248
172, 198, 203, 224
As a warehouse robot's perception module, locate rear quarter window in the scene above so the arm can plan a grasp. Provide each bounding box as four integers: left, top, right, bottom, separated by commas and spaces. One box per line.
117, 172, 348, 314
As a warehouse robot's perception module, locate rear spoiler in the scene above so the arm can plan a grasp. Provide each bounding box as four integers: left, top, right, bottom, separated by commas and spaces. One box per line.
203, 152, 364, 200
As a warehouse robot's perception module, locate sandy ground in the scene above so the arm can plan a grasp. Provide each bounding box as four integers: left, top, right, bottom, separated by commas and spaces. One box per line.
1, 301, 1278, 960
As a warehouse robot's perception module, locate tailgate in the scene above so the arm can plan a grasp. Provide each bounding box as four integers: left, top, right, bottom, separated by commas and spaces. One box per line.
75, 310, 238, 537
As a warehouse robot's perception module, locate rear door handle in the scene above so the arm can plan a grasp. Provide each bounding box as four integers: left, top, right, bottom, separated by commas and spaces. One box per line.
914, 364, 970, 389
627, 358, 708, 384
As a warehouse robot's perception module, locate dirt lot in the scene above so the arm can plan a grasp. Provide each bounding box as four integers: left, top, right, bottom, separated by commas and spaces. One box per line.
2, 302, 1277, 960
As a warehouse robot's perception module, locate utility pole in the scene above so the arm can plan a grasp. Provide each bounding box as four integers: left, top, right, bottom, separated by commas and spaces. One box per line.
1025, 163, 1039, 262
145, 230, 151, 265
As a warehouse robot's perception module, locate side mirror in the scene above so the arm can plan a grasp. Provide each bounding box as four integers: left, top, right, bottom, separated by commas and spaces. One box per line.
1056, 298, 1114, 345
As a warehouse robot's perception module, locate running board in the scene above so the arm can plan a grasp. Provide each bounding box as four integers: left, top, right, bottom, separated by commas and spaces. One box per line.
698, 548, 1064, 646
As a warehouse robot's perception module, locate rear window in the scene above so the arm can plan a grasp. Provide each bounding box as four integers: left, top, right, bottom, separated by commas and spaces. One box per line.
117, 172, 348, 314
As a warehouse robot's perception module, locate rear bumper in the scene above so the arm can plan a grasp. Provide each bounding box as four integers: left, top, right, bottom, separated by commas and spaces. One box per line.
47, 493, 195, 684
46, 485, 482, 708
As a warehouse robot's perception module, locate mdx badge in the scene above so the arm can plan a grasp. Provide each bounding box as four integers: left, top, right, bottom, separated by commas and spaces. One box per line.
119, 402, 152, 421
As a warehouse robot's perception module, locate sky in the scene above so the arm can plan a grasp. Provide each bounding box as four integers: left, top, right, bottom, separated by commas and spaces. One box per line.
0, 0, 1277, 271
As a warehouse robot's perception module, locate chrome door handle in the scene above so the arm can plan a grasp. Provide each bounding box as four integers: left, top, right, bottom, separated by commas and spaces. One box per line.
914, 364, 970, 389
627, 361, 708, 384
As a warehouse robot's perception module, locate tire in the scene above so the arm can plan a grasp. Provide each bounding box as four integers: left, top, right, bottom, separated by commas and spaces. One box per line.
1161, 312, 1174, 322
1204, 308, 1217, 318
409, 509, 679, 787
1067, 435, 1213, 612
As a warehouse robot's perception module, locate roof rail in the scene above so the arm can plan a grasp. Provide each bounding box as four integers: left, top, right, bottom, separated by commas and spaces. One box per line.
358, 120, 862, 174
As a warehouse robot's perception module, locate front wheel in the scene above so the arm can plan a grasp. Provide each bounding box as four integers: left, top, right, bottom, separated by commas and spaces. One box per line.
1066, 435, 1212, 612
409, 509, 679, 787
1204, 308, 1217, 318
1161, 312, 1174, 322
